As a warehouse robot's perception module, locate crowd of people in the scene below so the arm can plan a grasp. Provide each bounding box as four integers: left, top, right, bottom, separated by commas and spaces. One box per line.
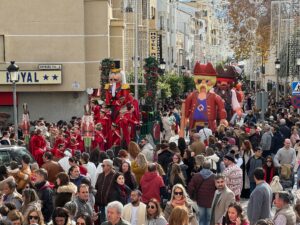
0, 95, 300, 225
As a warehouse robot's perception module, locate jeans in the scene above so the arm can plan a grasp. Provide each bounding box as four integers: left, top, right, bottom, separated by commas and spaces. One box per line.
198, 206, 211, 225
250, 182, 256, 193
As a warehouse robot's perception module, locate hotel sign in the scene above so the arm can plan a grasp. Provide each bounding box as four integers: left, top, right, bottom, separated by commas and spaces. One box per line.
149, 31, 158, 59
0, 70, 62, 84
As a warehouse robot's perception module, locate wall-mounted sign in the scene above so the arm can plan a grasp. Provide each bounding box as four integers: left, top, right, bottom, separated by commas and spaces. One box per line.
149, 31, 157, 59
0, 71, 62, 84
38, 64, 62, 70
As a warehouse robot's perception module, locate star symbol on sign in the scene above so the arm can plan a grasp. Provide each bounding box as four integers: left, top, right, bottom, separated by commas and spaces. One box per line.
43, 75, 49, 80
52, 74, 58, 80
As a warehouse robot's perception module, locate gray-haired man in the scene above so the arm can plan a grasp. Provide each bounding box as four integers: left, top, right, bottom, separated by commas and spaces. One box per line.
101, 201, 131, 225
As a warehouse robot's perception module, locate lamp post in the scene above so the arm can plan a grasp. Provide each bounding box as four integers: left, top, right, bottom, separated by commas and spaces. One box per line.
275, 58, 281, 102
7, 61, 19, 141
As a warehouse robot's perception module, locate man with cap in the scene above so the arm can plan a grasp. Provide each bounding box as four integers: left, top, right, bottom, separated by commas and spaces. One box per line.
223, 150, 243, 201
185, 62, 227, 132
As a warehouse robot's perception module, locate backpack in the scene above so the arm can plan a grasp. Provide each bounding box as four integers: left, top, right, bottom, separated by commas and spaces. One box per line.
270, 176, 283, 193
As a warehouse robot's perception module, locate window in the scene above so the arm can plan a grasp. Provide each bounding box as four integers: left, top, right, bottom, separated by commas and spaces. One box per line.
151, 7, 156, 19
160, 16, 164, 30
0, 35, 4, 62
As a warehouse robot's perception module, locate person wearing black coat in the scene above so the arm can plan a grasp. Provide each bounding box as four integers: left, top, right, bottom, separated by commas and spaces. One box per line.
107, 172, 131, 205
34, 168, 55, 223
157, 143, 174, 174
54, 172, 77, 208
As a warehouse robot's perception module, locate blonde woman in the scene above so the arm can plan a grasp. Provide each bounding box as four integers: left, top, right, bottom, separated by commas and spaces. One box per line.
163, 184, 198, 225
131, 153, 148, 184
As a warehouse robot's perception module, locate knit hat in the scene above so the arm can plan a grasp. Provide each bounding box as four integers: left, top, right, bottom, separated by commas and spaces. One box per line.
228, 138, 236, 145
224, 151, 236, 163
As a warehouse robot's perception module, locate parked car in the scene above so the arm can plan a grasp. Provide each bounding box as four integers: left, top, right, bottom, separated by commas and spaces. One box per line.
0, 145, 37, 167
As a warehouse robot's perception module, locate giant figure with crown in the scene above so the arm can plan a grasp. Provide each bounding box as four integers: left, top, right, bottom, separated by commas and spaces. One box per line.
185, 62, 227, 132
103, 64, 139, 147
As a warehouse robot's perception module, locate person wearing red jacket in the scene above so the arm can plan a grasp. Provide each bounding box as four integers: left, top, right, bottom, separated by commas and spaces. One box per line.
51, 143, 65, 161
92, 123, 106, 151
140, 163, 166, 203
30, 129, 46, 166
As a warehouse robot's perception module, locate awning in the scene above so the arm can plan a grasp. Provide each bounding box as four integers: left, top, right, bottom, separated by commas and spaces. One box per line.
0, 92, 14, 106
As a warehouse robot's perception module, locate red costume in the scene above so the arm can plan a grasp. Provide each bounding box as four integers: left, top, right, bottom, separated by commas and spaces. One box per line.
185, 62, 227, 132
30, 132, 46, 166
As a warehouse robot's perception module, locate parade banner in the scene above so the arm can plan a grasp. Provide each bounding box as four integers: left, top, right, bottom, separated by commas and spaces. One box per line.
0, 70, 62, 84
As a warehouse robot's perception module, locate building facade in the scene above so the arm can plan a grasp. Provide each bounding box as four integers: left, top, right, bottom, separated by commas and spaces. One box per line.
0, 0, 126, 122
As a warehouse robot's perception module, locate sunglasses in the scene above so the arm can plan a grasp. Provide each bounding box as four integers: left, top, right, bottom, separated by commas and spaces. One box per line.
109, 78, 118, 81
174, 191, 183, 196
101, 164, 108, 167
147, 205, 156, 209
29, 216, 39, 220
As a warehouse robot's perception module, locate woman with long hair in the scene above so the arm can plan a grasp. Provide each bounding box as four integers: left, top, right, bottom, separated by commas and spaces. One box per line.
205, 147, 220, 173
127, 141, 141, 160
54, 172, 77, 208
164, 184, 197, 225
50, 207, 71, 225
131, 153, 148, 185
145, 198, 167, 225
20, 188, 42, 219
108, 172, 131, 205
24, 208, 45, 225
75, 214, 93, 225
263, 156, 278, 184
240, 140, 253, 198
168, 206, 189, 225
222, 202, 249, 225
120, 161, 137, 190
168, 164, 186, 190
167, 153, 188, 181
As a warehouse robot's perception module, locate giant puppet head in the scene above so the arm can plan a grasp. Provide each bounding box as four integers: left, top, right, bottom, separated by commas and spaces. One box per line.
108, 64, 127, 97
193, 62, 217, 93
216, 65, 239, 91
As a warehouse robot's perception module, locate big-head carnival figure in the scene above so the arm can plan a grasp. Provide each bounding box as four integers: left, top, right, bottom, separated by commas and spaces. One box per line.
215, 65, 242, 121
185, 62, 227, 132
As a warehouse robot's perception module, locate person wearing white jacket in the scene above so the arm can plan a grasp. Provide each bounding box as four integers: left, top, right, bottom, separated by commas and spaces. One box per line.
205, 147, 220, 173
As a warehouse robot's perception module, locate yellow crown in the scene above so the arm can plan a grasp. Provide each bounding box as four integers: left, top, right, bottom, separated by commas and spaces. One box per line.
111, 68, 121, 73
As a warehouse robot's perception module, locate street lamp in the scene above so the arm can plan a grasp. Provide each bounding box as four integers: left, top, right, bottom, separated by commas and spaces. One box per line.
159, 59, 166, 71
7, 61, 19, 141
275, 58, 281, 102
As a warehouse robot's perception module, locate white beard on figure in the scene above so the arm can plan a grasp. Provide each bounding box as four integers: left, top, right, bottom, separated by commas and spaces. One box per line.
112, 82, 116, 97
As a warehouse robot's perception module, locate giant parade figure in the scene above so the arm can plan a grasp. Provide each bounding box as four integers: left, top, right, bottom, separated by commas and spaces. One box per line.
184, 62, 227, 132
215, 65, 243, 121
103, 62, 139, 148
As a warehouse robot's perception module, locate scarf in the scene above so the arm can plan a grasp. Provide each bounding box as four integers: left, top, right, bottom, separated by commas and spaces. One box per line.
171, 197, 186, 208
119, 184, 126, 199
